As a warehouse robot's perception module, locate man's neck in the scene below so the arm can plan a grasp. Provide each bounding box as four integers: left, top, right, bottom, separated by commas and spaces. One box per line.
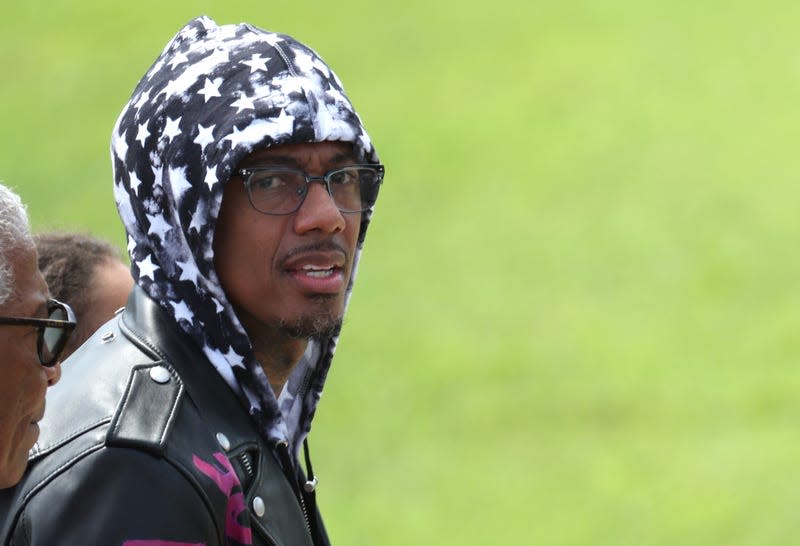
234, 308, 308, 396
251, 334, 308, 397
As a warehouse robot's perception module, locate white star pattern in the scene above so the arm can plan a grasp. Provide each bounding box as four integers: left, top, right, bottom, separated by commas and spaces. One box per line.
324, 83, 348, 106
169, 166, 192, 202
129, 169, 143, 195
263, 33, 283, 46
271, 73, 304, 97
146, 212, 172, 240
136, 122, 150, 146
134, 90, 151, 111
230, 95, 255, 114
170, 299, 194, 324
204, 167, 218, 190
168, 51, 189, 69
198, 77, 222, 102
242, 54, 270, 73
223, 346, 245, 367
113, 129, 129, 160
316, 110, 356, 142
112, 180, 129, 217
223, 110, 294, 148
205, 348, 238, 385
162, 116, 182, 142
358, 133, 372, 154
193, 124, 215, 150
176, 260, 200, 283
161, 76, 186, 100
127, 235, 137, 256
292, 50, 317, 74
145, 58, 166, 81
205, 47, 230, 67
222, 126, 248, 148
267, 109, 295, 136
190, 208, 205, 232
137, 253, 159, 281
214, 25, 239, 41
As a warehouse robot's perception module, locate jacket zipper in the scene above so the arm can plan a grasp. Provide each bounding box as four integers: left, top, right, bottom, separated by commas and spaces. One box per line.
276, 441, 314, 540
238, 451, 255, 487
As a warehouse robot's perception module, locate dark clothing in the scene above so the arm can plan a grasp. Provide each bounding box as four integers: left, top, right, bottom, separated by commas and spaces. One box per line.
0, 287, 327, 546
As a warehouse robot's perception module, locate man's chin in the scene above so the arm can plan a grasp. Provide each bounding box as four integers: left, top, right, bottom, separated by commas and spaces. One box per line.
269, 292, 346, 340
277, 314, 343, 341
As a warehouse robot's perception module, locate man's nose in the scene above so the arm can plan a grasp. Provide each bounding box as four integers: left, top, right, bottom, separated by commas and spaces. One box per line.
293, 182, 346, 234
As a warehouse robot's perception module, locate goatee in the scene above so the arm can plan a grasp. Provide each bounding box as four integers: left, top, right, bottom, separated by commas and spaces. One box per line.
277, 315, 343, 341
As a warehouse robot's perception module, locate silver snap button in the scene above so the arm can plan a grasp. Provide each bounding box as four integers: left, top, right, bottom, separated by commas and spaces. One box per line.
252, 496, 265, 517
215, 432, 231, 451
101, 331, 116, 343
149, 366, 171, 384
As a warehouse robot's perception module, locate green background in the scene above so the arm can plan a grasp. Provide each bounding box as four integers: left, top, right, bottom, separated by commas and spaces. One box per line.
3, 1, 800, 544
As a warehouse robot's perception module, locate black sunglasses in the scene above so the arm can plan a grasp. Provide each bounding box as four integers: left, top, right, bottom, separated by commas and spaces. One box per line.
0, 299, 76, 366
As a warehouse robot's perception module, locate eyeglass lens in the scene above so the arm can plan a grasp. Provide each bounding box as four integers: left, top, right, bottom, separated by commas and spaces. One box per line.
40, 304, 67, 365
247, 167, 381, 215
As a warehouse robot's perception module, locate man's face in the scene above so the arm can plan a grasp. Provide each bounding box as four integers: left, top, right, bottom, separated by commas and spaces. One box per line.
213, 141, 361, 340
0, 246, 60, 488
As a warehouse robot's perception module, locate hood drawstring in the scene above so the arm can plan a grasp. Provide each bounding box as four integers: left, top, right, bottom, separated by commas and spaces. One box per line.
301, 438, 322, 541
303, 438, 318, 493
276, 439, 324, 545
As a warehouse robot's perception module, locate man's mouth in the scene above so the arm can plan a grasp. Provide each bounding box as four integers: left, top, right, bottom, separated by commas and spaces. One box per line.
285, 261, 346, 293
281, 243, 349, 293
300, 264, 341, 277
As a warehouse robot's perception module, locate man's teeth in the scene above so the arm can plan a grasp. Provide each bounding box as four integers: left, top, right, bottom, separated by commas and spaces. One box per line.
301, 265, 335, 278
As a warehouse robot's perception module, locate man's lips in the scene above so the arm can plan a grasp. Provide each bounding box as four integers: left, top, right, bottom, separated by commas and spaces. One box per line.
282, 250, 346, 272
282, 248, 348, 293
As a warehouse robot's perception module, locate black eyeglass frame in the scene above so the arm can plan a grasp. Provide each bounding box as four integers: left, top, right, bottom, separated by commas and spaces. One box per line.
0, 299, 76, 367
237, 164, 385, 216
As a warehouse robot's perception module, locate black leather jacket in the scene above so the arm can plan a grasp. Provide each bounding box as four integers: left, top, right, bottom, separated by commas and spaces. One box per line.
0, 287, 328, 546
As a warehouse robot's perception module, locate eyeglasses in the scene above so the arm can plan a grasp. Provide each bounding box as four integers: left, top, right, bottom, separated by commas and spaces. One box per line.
237, 164, 384, 216
0, 299, 76, 367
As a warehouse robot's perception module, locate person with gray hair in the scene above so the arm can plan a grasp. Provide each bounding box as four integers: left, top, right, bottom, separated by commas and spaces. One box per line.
0, 183, 74, 489
0, 186, 32, 304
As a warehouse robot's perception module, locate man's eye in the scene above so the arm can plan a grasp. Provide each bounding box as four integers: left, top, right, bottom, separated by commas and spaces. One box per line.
252, 174, 288, 190
329, 170, 358, 185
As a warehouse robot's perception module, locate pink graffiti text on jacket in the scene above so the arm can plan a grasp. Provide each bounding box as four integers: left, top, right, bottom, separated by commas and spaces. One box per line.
193, 452, 253, 545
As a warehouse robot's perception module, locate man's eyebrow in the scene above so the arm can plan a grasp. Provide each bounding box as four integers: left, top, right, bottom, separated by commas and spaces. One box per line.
330, 152, 357, 164
242, 151, 358, 168
251, 155, 298, 167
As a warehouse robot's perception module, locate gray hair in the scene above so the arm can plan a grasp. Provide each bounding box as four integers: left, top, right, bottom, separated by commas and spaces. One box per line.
0, 183, 33, 306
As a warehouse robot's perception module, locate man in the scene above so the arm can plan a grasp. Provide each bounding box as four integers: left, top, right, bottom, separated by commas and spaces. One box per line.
35, 232, 133, 358
0, 16, 383, 545
0, 184, 72, 489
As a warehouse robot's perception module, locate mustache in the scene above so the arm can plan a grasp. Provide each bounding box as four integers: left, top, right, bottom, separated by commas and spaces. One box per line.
279, 240, 349, 266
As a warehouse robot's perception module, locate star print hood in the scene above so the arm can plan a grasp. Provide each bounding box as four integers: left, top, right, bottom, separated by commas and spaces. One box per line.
111, 16, 380, 451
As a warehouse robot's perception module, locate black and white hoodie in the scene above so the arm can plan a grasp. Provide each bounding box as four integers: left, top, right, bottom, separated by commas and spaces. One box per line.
111, 15, 381, 456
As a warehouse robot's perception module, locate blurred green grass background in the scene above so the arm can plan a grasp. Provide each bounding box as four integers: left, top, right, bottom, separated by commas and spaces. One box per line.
3, 1, 800, 544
